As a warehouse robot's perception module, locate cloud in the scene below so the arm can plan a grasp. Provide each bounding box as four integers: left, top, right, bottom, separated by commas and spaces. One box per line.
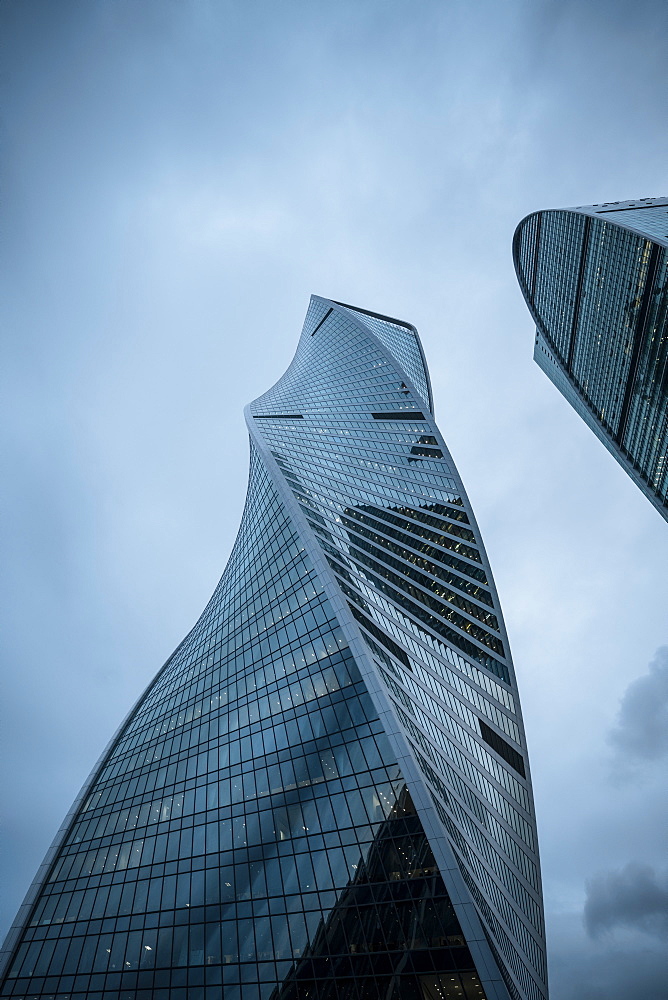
584, 863, 668, 940
549, 918, 668, 1000
2, 1, 668, 990
609, 646, 668, 763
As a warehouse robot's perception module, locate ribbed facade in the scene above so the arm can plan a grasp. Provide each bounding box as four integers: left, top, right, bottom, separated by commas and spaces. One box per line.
513, 197, 668, 520
0, 298, 547, 1000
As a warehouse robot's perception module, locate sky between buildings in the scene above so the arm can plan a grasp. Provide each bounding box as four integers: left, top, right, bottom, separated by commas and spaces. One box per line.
1, 1, 667, 997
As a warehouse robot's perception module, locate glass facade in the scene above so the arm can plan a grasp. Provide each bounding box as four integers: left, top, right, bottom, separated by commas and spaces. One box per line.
513, 197, 668, 521
0, 299, 547, 1000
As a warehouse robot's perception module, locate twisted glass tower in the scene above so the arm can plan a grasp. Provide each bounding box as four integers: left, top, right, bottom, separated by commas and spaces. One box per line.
514, 196, 668, 521
0, 299, 547, 1000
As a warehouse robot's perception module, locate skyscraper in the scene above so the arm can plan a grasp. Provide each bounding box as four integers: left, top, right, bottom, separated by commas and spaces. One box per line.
0, 298, 547, 1000
513, 197, 668, 521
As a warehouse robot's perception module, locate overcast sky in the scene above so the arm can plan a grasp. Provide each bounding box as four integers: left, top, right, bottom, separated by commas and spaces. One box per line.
1, 1, 667, 997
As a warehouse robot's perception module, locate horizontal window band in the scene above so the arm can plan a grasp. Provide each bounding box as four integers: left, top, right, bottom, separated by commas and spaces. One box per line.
347, 543, 499, 632
347, 550, 503, 653
340, 515, 493, 606
596, 203, 668, 213
479, 721, 525, 777
348, 602, 411, 669
372, 411, 426, 421
349, 504, 478, 549
253, 414, 304, 420
333, 554, 508, 682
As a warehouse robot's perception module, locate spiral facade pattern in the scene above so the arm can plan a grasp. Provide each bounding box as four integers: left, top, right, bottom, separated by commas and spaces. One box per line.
1, 298, 547, 1000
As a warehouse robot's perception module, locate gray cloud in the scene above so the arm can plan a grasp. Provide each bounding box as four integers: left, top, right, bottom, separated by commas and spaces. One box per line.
550, 925, 668, 1000
584, 863, 668, 940
609, 647, 668, 763
2, 5, 668, 1000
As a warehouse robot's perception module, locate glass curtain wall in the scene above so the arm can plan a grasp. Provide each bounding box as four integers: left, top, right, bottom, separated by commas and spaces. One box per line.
514, 199, 668, 520
1, 298, 547, 1000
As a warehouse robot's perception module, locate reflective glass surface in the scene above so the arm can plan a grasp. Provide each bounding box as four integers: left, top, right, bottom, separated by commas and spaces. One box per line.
1, 299, 546, 1000
596, 203, 668, 243
514, 205, 668, 519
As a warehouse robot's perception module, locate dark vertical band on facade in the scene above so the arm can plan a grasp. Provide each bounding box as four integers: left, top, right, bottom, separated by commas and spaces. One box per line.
616, 242, 661, 445
566, 215, 591, 375
530, 212, 542, 298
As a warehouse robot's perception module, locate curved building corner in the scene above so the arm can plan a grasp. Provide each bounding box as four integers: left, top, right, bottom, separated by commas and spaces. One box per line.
514, 197, 668, 521
1, 297, 548, 1000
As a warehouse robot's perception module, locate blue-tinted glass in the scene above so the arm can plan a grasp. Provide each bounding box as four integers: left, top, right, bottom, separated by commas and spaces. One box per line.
1, 298, 546, 1000
515, 200, 668, 520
